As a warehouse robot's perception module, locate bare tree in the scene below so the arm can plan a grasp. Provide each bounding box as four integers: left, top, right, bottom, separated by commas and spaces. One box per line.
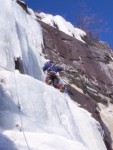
76, 2, 110, 38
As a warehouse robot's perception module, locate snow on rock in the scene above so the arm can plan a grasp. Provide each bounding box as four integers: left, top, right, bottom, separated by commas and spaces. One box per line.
18, 0, 25, 4
27, 8, 37, 19
99, 103, 113, 148
36, 12, 86, 43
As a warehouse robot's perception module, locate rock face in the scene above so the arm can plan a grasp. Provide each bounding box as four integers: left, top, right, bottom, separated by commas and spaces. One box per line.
38, 20, 113, 150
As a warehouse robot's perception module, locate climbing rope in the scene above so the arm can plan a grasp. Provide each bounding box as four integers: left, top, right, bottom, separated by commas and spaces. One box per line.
0, 64, 31, 150
13, 70, 31, 150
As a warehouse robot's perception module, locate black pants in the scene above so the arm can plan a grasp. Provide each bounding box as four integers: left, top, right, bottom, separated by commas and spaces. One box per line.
47, 72, 60, 88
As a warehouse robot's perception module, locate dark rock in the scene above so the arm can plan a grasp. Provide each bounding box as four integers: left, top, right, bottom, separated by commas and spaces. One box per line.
16, 0, 29, 14
38, 20, 113, 149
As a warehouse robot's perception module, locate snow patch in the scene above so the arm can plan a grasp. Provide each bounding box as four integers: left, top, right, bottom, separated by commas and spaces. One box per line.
36, 12, 86, 43
0, 70, 107, 150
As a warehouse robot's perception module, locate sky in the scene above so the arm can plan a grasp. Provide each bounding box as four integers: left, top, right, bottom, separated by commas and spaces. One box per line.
25, 0, 113, 48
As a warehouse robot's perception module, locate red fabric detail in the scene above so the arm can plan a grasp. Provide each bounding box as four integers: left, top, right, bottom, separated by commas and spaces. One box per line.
55, 83, 62, 89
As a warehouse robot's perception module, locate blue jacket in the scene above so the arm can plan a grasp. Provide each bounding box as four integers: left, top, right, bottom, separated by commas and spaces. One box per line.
43, 61, 63, 73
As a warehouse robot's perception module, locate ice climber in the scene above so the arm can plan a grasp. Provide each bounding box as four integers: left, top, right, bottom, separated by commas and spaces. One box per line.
43, 61, 65, 92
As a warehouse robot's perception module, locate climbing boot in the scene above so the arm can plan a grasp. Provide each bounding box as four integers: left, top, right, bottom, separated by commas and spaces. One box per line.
60, 85, 65, 93
46, 79, 52, 85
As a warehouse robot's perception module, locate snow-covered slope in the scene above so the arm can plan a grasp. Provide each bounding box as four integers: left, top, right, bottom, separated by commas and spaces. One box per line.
0, 70, 106, 150
0, 0, 107, 150
36, 12, 86, 43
